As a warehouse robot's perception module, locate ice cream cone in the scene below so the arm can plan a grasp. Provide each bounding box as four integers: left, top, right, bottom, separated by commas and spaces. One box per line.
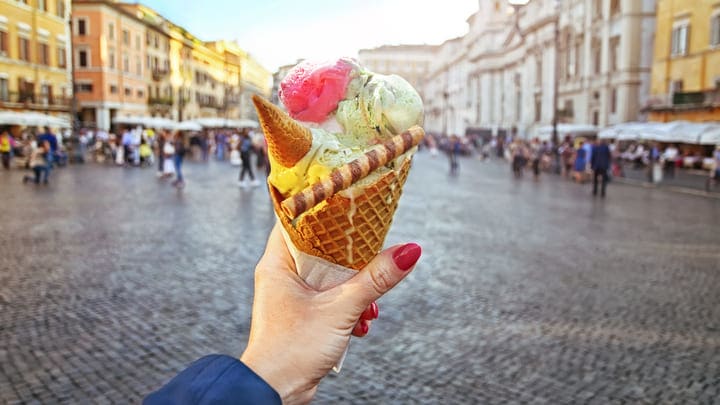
269, 156, 413, 270
252, 95, 312, 168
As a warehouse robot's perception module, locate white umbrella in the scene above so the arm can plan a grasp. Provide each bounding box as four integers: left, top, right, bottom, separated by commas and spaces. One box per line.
176, 121, 202, 131
113, 115, 148, 125
0, 111, 70, 127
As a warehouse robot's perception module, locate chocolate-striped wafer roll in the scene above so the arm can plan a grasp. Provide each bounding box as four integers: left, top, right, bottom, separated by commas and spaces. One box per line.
281, 125, 425, 219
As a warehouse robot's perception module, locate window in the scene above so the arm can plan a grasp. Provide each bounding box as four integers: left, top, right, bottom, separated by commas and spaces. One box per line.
574, 39, 582, 76
78, 49, 88, 67
123, 54, 129, 72
0, 30, 7, 56
136, 58, 141, 75
108, 48, 115, 68
110, 84, 118, 94
18, 37, 30, 61
38, 0, 47, 11
671, 24, 689, 56
124, 87, 132, 96
610, 36, 620, 71
38, 43, 49, 65
711, 14, 720, 47
593, 39, 601, 74
593, 0, 602, 20
135, 35, 141, 50
592, 110, 599, 126
610, 88, 617, 113
137, 89, 144, 98
57, 45, 66, 67
77, 19, 87, 36
108, 23, 114, 40
610, 0, 620, 17
534, 96, 541, 122
56, 0, 65, 18
122, 29, 129, 45
0, 78, 8, 101
76, 83, 93, 93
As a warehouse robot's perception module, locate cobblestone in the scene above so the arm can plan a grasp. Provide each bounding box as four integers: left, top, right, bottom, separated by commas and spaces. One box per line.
1, 153, 719, 403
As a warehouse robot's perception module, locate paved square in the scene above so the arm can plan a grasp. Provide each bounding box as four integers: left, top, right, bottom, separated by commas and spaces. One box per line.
1, 153, 719, 403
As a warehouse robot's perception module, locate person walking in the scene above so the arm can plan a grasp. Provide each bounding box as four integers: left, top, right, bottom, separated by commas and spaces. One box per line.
156, 131, 166, 176
22, 140, 50, 184
573, 141, 587, 183
238, 132, 259, 187
591, 139, 611, 198
448, 135, 461, 175
172, 132, 186, 188
0, 126, 15, 169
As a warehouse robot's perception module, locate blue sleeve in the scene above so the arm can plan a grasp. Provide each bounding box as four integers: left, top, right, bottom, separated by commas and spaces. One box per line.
144, 354, 281, 405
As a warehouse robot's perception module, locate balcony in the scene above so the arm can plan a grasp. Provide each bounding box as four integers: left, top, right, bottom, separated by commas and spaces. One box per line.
148, 96, 174, 106
198, 98, 222, 109
646, 89, 720, 112
152, 68, 170, 81
0, 92, 71, 111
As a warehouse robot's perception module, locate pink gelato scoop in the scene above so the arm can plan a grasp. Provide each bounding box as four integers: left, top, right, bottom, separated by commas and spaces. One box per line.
279, 58, 357, 123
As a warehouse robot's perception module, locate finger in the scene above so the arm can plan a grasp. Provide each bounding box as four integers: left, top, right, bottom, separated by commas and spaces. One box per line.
337, 243, 422, 312
360, 301, 379, 321
352, 320, 371, 337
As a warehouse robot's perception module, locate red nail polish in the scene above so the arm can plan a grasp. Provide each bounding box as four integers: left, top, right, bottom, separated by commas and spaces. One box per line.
392, 243, 422, 271
360, 321, 369, 335
370, 302, 379, 319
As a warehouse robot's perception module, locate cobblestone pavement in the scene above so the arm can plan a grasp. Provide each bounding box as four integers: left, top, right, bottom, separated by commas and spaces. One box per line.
1, 153, 719, 404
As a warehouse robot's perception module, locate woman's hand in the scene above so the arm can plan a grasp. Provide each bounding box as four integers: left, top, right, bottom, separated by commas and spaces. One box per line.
240, 223, 421, 404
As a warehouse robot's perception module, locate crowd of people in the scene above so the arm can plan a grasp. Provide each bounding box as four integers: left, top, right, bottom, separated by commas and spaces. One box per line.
0, 124, 269, 190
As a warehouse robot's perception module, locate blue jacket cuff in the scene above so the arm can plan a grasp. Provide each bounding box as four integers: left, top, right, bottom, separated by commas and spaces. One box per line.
144, 354, 281, 405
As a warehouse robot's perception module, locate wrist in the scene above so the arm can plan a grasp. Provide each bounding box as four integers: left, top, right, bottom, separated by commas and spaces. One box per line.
241, 349, 313, 404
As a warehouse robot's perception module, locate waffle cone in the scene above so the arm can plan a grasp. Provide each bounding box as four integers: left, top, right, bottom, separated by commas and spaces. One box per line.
252, 95, 312, 167
269, 157, 413, 270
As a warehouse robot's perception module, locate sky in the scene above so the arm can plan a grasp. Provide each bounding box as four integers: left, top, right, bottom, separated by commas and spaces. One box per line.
140, 0, 479, 72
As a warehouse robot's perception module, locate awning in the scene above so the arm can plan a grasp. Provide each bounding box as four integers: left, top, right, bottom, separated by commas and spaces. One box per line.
599, 121, 720, 144
534, 124, 598, 141
0, 111, 70, 128
192, 117, 258, 129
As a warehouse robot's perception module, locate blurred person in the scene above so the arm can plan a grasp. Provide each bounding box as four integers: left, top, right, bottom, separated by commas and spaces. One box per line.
200, 133, 209, 162
0, 126, 16, 169
22, 140, 50, 185
448, 135, 461, 175
559, 136, 574, 177
573, 141, 588, 183
156, 131, 166, 176
591, 139, 611, 198
162, 134, 176, 178
530, 138, 542, 179
37, 126, 58, 168
238, 132, 259, 187
172, 132, 186, 188
662, 144, 678, 179
139, 138, 153, 167
144, 223, 421, 404
707, 145, 720, 191
216, 132, 227, 161
511, 140, 527, 178
121, 126, 134, 166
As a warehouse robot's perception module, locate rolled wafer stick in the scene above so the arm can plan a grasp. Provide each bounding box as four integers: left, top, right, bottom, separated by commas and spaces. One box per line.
280, 125, 425, 219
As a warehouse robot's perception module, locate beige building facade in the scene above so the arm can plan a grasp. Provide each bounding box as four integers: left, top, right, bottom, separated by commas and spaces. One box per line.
423, 0, 656, 139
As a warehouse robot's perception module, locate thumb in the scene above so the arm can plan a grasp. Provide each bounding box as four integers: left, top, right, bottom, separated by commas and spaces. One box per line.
336, 243, 422, 312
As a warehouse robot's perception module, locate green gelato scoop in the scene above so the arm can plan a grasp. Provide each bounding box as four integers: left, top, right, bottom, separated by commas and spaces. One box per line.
336, 73, 424, 141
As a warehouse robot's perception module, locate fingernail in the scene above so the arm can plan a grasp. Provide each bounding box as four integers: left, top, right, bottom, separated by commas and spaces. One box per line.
360, 321, 369, 335
370, 302, 379, 319
392, 243, 422, 271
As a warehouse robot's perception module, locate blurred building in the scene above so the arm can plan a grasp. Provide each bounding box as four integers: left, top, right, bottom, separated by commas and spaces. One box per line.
71, 0, 271, 130
423, 0, 657, 139
358, 44, 438, 103
0, 0, 72, 120
646, 0, 720, 122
